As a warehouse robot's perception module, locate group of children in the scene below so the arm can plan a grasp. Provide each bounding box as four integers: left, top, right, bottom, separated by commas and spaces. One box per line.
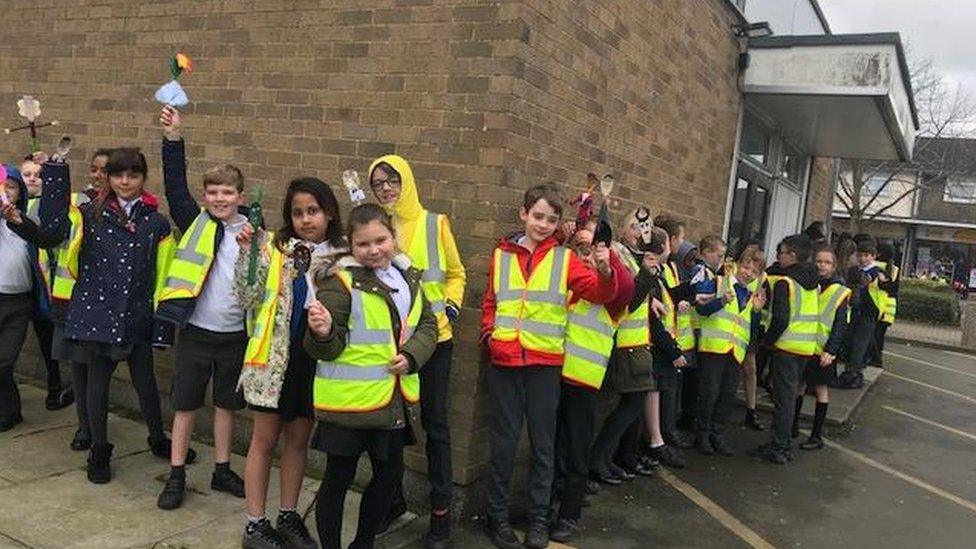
0, 103, 900, 549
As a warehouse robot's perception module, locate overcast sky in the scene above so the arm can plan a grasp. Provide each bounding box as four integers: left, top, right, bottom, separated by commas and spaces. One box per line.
819, 0, 976, 97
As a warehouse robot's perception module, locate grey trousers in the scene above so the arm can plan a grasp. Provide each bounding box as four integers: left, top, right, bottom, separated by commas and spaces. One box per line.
769, 351, 803, 452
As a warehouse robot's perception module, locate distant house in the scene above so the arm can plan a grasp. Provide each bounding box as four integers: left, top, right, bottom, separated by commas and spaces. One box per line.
833, 137, 976, 285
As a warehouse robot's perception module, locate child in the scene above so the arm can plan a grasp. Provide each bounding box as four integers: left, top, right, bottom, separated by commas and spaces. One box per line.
550, 222, 633, 543
235, 177, 345, 549
306, 204, 438, 549
481, 183, 615, 549
835, 239, 883, 389
0, 165, 59, 430
693, 245, 765, 456
40, 148, 175, 483
368, 155, 466, 546
733, 242, 767, 432
794, 245, 850, 450
672, 240, 699, 435
869, 241, 899, 367
20, 157, 73, 411
752, 234, 818, 464
155, 106, 247, 509
86, 149, 111, 199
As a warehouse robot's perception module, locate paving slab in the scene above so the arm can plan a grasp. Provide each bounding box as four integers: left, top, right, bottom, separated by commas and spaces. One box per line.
739, 366, 882, 426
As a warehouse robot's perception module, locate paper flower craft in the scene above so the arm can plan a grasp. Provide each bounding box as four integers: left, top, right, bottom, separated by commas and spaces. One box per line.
155, 53, 193, 107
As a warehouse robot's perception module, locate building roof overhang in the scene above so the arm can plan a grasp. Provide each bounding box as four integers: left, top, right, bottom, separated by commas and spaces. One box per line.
744, 33, 919, 161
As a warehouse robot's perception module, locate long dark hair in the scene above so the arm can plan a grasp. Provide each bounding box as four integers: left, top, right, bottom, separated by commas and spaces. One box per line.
274, 177, 344, 251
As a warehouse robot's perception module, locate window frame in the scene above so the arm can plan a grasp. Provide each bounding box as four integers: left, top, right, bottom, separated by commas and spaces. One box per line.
943, 178, 976, 205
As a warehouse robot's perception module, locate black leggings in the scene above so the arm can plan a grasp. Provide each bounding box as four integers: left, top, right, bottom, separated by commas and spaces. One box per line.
75, 343, 165, 445
315, 436, 404, 549
31, 316, 61, 391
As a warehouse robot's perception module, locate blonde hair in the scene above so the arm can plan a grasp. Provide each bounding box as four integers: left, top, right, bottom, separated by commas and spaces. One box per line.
203, 163, 244, 192
737, 244, 766, 272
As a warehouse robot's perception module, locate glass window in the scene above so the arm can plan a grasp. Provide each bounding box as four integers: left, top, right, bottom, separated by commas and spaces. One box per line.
779, 145, 805, 185
864, 174, 894, 198
740, 116, 771, 167
944, 179, 976, 204
727, 166, 771, 254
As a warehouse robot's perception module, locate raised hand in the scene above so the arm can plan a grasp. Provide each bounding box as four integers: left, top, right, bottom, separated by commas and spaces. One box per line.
1, 203, 23, 225
593, 242, 612, 277
236, 222, 257, 248
160, 105, 182, 140
307, 300, 333, 338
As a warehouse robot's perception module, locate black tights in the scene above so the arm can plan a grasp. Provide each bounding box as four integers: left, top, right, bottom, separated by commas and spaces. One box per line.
315, 435, 404, 549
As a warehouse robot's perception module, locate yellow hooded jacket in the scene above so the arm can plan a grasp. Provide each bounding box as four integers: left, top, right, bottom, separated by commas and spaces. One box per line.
368, 154, 466, 343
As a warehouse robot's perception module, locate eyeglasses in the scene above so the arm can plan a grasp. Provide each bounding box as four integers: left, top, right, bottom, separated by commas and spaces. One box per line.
370, 177, 401, 192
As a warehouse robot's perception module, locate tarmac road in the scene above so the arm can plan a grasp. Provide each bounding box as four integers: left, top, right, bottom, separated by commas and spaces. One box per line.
450, 342, 976, 548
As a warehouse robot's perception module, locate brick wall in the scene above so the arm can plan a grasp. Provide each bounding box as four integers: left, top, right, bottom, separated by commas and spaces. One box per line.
917, 178, 976, 224
5, 0, 743, 494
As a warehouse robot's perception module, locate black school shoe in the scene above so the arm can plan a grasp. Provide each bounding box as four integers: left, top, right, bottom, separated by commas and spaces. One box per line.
549, 518, 580, 543
157, 474, 186, 510
800, 437, 825, 451
70, 428, 91, 451
87, 443, 114, 484
607, 461, 634, 482
46, 385, 74, 410
149, 436, 197, 465
243, 518, 288, 549
211, 467, 246, 497
591, 468, 622, 486
709, 434, 734, 457
649, 444, 686, 468
0, 412, 23, 432
665, 432, 694, 449
523, 521, 549, 549
743, 410, 765, 431
486, 518, 521, 549
276, 510, 317, 549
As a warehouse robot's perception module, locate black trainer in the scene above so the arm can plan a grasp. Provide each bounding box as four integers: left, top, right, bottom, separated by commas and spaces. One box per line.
607, 461, 634, 482
709, 434, 734, 457
243, 518, 288, 549
800, 437, 824, 451
157, 474, 186, 510
486, 518, 521, 549
276, 510, 316, 549
211, 467, 246, 497
523, 521, 549, 549
549, 518, 578, 543
149, 437, 197, 465
650, 444, 686, 468
425, 511, 452, 549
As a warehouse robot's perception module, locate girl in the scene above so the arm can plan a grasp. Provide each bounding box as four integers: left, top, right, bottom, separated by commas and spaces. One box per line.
795, 245, 850, 449
306, 204, 437, 549
235, 178, 346, 549
40, 148, 173, 483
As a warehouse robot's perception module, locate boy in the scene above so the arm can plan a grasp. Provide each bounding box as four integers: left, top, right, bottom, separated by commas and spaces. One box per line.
869, 241, 899, 367
155, 106, 247, 509
835, 240, 884, 389
551, 223, 632, 543
752, 234, 818, 464
481, 184, 616, 549
20, 157, 73, 411
654, 215, 686, 258
693, 245, 765, 456
368, 154, 466, 547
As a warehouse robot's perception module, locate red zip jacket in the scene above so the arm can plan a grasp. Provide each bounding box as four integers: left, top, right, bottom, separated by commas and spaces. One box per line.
480, 233, 618, 367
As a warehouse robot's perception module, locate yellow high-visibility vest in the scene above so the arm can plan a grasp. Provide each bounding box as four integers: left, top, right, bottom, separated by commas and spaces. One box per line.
662, 262, 693, 350
563, 299, 616, 389
815, 282, 851, 356
406, 210, 451, 340
314, 269, 422, 412
772, 277, 819, 357
616, 248, 650, 348
871, 261, 899, 324
491, 246, 570, 354
243, 235, 285, 368
697, 276, 753, 364
157, 211, 218, 303
50, 198, 86, 301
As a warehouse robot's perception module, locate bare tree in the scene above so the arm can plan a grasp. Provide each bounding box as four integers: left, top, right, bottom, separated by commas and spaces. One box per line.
835, 50, 976, 233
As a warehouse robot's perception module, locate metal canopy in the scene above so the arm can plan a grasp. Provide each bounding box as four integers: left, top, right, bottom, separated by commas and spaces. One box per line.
744, 33, 919, 161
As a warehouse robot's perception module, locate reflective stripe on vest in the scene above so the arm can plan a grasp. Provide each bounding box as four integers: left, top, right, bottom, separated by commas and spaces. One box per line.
243, 235, 284, 368
562, 299, 616, 389
773, 277, 819, 356
51, 204, 84, 301
815, 283, 851, 355
409, 211, 448, 316
697, 276, 752, 363
616, 247, 650, 348
314, 269, 422, 412
491, 246, 570, 354
158, 211, 218, 302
